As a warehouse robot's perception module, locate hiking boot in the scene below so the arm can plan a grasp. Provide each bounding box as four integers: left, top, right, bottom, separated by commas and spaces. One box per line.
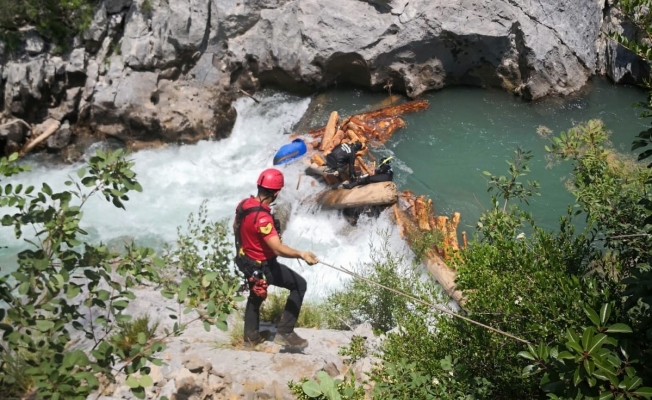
274, 331, 308, 349
243, 329, 272, 349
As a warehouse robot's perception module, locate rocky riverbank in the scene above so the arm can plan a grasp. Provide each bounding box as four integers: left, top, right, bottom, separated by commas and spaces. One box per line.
1, 0, 649, 158
88, 285, 379, 400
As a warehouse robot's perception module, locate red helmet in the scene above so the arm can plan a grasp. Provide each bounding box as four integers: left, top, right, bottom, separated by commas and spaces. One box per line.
257, 168, 284, 190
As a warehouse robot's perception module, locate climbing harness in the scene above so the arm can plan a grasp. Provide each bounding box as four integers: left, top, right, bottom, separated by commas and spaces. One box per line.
233, 201, 279, 300
247, 269, 269, 300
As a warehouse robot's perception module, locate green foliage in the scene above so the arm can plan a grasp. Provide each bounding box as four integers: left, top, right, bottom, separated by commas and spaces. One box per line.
370, 139, 626, 399
611, 0, 652, 63
324, 237, 414, 333
161, 200, 242, 326
372, 355, 493, 400
0, 149, 164, 400
520, 304, 652, 399
260, 291, 332, 329
410, 229, 444, 261
546, 120, 652, 364
482, 146, 540, 211
111, 316, 159, 353
288, 371, 365, 400
0, 150, 241, 399
141, 0, 153, 13
478, 146, 541, 244
0, 0, 98, 52
338, 335, 368, 365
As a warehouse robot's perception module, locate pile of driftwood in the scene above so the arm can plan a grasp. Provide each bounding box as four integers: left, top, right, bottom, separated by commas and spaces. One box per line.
306, 100, 429, 186
392, 191, 466, 304
300, 99, 467, 304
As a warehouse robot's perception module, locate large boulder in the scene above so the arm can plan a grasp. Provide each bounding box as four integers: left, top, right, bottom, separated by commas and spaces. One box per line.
227, 0, 603, 99
3, 0, 652, 156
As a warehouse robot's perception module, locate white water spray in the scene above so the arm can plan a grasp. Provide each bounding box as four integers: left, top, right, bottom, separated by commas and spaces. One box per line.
0, 92, 410, 299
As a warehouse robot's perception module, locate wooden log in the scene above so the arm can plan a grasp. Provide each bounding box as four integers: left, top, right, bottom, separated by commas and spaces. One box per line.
296, 173, 302, 190
347, 129, 365, 144
414, 196, 431, 231
21, 119, 61, 155
355, 156, 373, 176
340, 116, 352, 130
323, 129, 346, 155
447, 212, 461, 251
427, 199, 437, 232
311, 153, 326, 166
422, 253, 465, 305
308, 126, 326, 137
320, 111, 339, 151
462, 231, 467, 248
316, 181, 398, 209
435, 216, 449, 254
305, 163, 327, 177
350, 117, 379, 138
393, 205, 465, 305
0, 118, 32, 133
392, 204, 406, 239
356, 99, 429, 121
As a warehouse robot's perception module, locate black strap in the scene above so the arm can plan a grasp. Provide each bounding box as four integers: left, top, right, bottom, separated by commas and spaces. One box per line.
234, 202, 271, 250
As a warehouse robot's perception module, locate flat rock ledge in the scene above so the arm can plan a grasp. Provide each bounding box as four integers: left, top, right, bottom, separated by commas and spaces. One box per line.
86, 285, 379, 400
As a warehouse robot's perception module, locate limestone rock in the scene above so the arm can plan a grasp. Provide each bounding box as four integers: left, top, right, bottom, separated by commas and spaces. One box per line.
3, 0, 652, 155
46, 121, 73, 150
323, 362, 340, 378
182, 354, 211, 373
106, 0, 133, 14
83, 3, 109, 50
0, 120, 29, 145
24, 30, 46, 55
158, 379, 177, 400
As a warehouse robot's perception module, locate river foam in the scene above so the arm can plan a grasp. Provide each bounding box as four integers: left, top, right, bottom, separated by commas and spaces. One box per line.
0, 92, 410, 299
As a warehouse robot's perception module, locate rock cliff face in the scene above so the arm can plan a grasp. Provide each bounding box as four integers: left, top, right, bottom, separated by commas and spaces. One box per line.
0, 0, 648, 155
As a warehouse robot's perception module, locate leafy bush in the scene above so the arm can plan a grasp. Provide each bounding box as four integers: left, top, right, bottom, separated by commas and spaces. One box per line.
260, 291, 331, 329
0, 150, 241, 399
324, 236, 416, 333
288, 371, 365, 400
161, 200, 242, 330
520, 304, 652, 399
373, 356, 492, 400
338, 335, 368, 365
0, 149, 165, 400
0, 0, 98, 51
111, 316, 159, 353
370, 141, 618, 399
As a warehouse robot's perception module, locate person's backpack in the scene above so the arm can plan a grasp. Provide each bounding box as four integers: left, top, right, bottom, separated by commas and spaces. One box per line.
234, 201, 281, 251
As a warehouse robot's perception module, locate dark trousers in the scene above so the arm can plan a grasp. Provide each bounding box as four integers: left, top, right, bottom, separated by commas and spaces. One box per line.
243, 258, 307, 340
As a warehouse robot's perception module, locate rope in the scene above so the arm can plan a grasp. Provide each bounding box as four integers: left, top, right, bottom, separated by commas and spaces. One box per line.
317, 260, 531, 345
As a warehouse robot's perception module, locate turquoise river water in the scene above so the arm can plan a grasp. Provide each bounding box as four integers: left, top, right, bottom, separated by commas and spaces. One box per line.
0, 78, 647, 297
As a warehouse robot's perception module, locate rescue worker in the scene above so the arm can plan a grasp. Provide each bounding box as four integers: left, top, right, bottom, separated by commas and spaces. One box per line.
325, 141, 363, 182
233, 168, 319, 350
341, 156, 394, 190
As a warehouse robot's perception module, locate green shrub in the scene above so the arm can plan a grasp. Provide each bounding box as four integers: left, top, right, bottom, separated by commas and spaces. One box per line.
324, 236, 416, 333
410, 229, 444, 261
260, 291, 332, 329
0, 150, 242, 400
0, 0, 97, 52
288, 371, 365, 400
111, 316, 159, 353
338, 335, 367, 365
